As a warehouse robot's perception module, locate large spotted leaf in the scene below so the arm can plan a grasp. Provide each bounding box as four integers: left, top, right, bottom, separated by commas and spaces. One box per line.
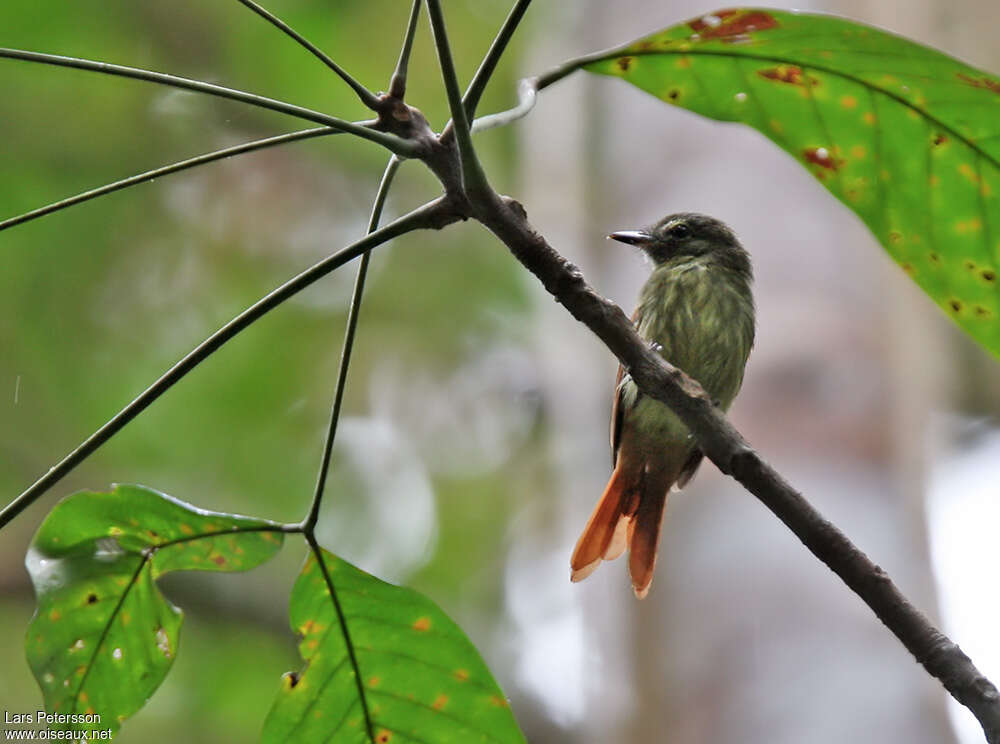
262, 549, 525, 744
25, 484, 284, 737
579, 8, 1000, 356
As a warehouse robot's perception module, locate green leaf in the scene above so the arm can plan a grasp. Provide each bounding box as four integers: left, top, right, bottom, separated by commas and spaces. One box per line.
262, 549, 525, 744
581, 8, 1000, 356
25, 484, 285, 737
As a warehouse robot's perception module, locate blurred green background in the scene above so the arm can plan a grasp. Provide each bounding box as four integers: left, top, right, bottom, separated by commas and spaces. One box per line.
4, 2, 1000, 743
1, 1, 535, 740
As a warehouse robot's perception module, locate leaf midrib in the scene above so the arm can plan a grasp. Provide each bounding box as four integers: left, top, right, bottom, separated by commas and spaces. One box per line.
585, 46, 1000, 172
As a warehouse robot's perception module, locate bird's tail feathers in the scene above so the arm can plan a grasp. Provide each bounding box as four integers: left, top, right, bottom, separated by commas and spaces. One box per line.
570, 458, 674, 599
627, 471, 670, 599
570, 461, 637, 582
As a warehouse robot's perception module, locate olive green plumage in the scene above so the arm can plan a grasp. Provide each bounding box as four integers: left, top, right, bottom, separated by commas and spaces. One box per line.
571, 213, 755, 598
623, 213, 755, 447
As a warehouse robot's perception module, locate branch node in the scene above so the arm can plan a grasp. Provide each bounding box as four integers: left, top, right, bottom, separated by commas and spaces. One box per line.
727, 445, 758, 479
981, 680, 1000, 703
371, 96, 436, 158
553, 263, 587, 299
501, 195, 528, 221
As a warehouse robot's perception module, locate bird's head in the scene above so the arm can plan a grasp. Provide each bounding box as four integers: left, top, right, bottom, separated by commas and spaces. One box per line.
609, 212, 750, 276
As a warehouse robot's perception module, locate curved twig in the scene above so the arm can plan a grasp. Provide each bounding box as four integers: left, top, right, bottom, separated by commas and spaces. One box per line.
0, 197, 460, 530
471, 77, 537, 132
302, 156, 402, 532
233, 0, 381, 110
461, 0, 533, 122
0, 48, 419, 157
0, 128, 338, 233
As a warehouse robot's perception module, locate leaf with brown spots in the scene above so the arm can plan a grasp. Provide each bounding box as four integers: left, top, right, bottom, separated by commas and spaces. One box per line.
757, 65, 815, 86
262, 549, 525, 744
573, 7, 1000, 357
689, 9, 779, 39
25, 484, 284, 738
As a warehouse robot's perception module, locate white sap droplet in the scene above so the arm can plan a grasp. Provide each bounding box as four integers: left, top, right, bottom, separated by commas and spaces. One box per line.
735, 92, 748, 102
71, 639, 85, 651
702, 14, 722, 27
815, 147, 830, 160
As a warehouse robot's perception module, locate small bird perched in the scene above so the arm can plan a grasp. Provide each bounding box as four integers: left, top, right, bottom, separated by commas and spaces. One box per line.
570, 213, 755, 598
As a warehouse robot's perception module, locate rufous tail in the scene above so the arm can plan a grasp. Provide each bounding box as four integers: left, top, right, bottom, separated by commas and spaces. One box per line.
627, 476, 669, 599
571, 461, 672, 599
570, 461, 635, 583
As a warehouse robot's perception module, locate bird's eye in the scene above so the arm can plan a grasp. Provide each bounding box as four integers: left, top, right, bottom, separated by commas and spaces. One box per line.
667, 223, 690, 239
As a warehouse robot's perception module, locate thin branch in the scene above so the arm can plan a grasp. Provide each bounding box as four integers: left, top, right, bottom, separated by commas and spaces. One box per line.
0, 48, 420, 157
0, 197, 460, 530
460, 0, 532, 121
471, 76, 537, 132
302, 156, 402, 532
388, 0, 422, 99
466, 45, 610, 134
423, 0, 488, 193
469, 189, 1000, 744
233, 0, 381, 110
532, 52, 600, 91
0, 128, 337, 233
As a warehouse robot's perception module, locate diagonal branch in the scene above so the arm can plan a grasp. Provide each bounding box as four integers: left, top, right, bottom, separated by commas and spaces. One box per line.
460, 0, 532, 122
468, 188, 1000, 744
302, 156, 402, 532
0, 48, 420, 157
0, 127, 338, 233
0, 197, 461, 530
423, 0, 488, 194
388, 0, 423, 99
233, 0, 382, 110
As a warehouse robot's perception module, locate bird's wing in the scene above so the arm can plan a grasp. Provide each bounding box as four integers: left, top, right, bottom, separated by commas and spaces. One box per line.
675, 449, 704, 489
612, 304, 705, 489
610, 307, 642, 465
610, 363, 625, 466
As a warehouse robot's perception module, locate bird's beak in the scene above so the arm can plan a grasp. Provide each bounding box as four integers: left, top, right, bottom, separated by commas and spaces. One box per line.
608, 230, 654, 246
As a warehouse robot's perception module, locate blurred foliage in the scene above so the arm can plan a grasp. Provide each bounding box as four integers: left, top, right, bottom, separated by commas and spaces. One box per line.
2, 0, 539, 740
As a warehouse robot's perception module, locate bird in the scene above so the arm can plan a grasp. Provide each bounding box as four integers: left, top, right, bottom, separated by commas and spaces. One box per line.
570, 213, 755, 598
